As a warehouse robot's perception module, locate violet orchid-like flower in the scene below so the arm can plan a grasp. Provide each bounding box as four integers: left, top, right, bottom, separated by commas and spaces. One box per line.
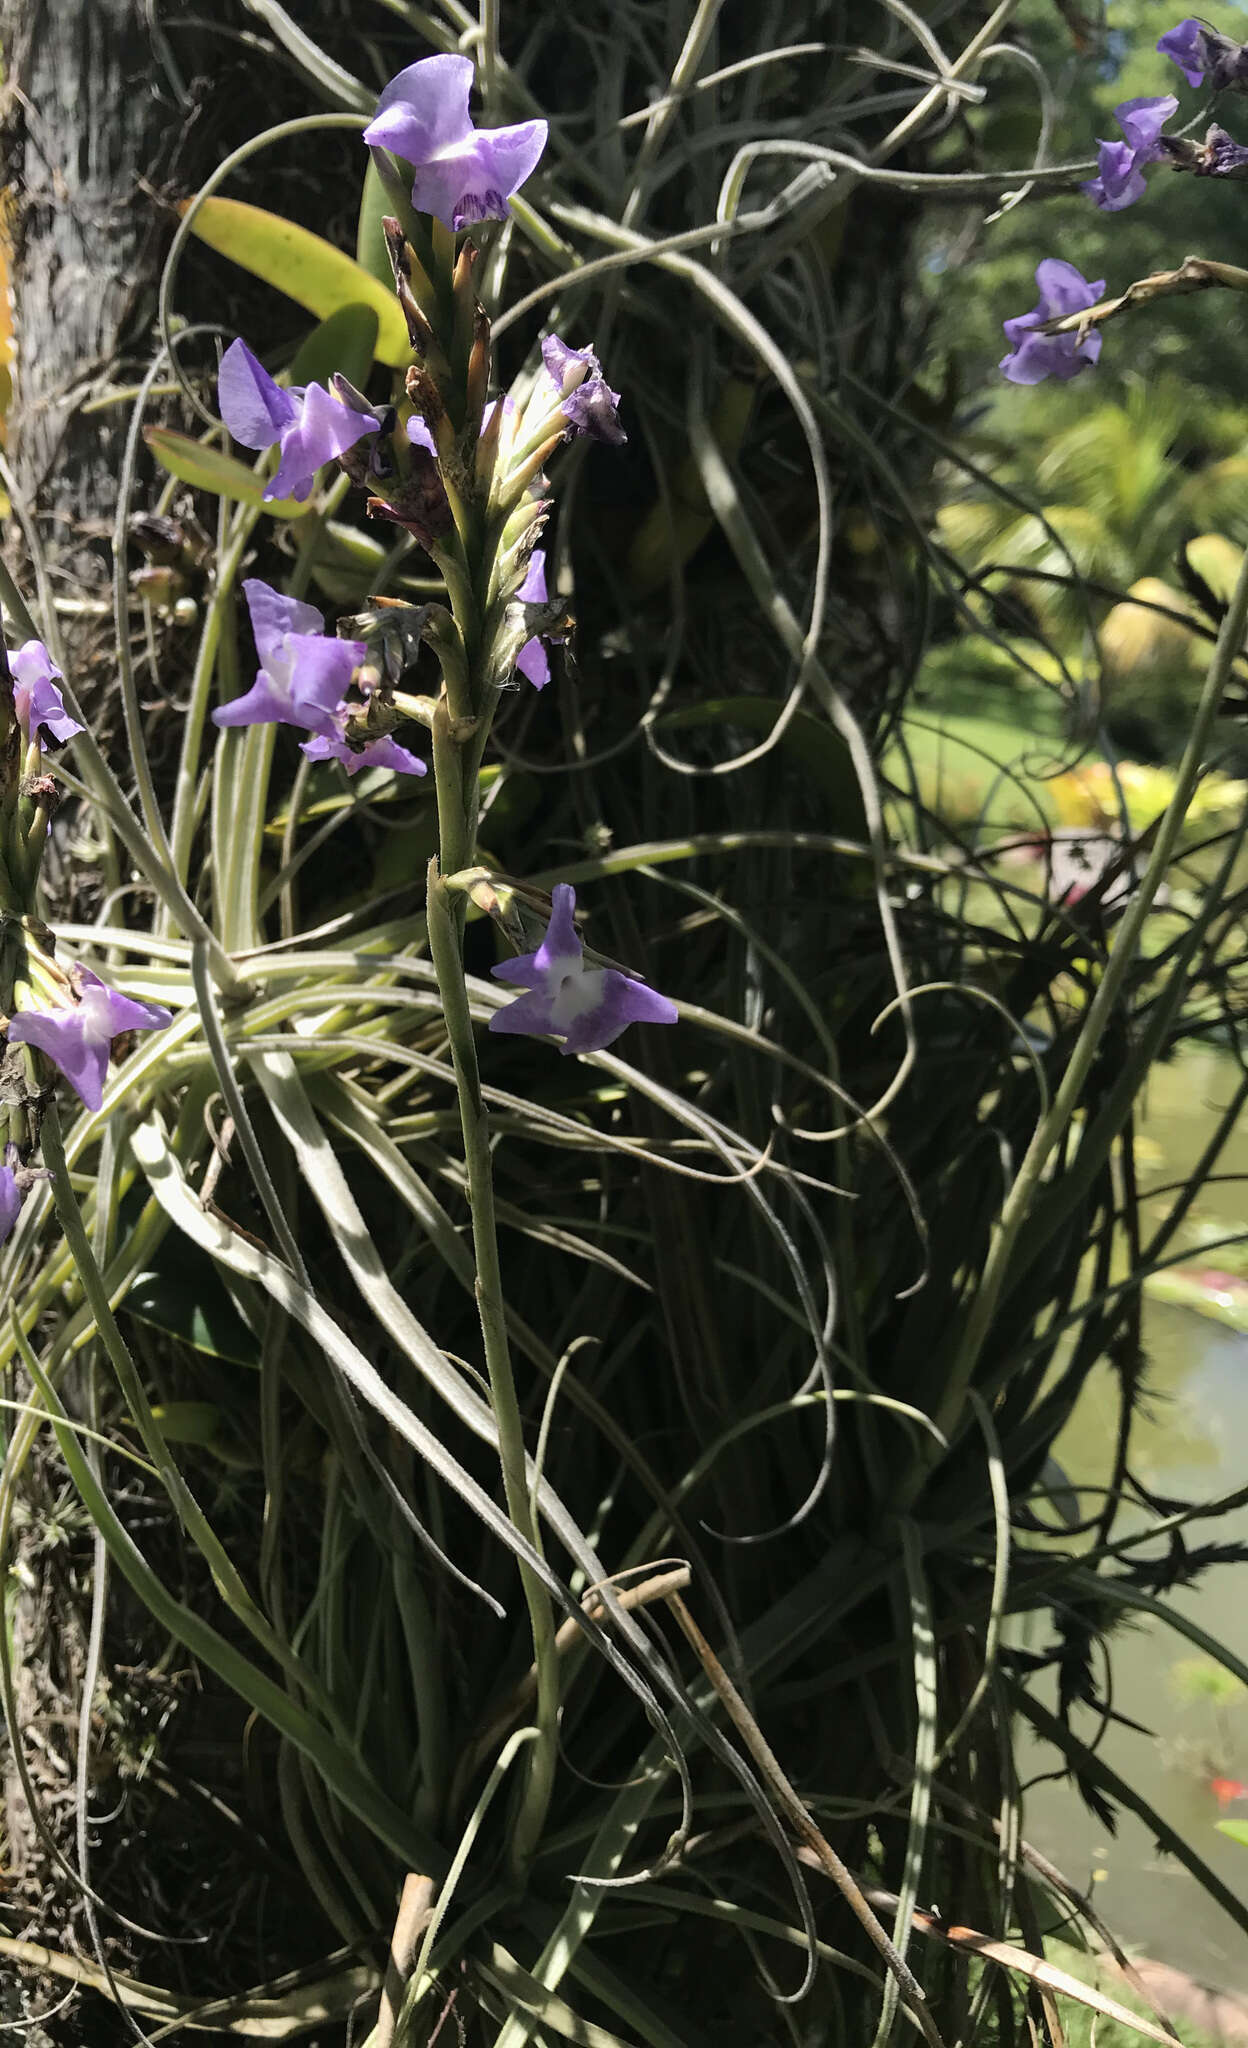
8, 968, 173, 1113
0, 1142, 49, 1246
8, 641, 84, 745
489, 884, 677, 1056
540, 335, 626, 445
364, 54, 547, 231
301, 722, 427, 777
1082, 95, 1177, 209
212, 581, 365, 735
1158, 18, 1248, 90
218, 340, 382, 503
0, 1163, 21, 1245
1000, 260, 1105, 385
515, 548, 551, 688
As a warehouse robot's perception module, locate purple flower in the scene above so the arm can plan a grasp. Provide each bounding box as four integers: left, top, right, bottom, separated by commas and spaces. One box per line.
1000, 260, 1105, 386
218, 340, 382, 503
515, 549, 551, 689
212, 580, 365, 735
489, 884, 677, 1056
1158, 19, 1248, 90
540, 336, 625, 446
364, 54, 547, 232
0, 1165, 21, 1244
0, 1142, 49, 1245
1159, 18, 1210, 85
300, 722, 427, 776
8, 641, 84, 745
1082, 96, 1176, 210
8, 968, 173, 1113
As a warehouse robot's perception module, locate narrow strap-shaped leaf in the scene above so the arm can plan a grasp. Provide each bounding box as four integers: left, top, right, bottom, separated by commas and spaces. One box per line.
15, 1324, 443, 1876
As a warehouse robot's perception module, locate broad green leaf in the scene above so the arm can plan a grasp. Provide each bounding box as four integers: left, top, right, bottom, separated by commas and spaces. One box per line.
144, 427, 308, 518
126, 1248, 260, 1367
148, 1401, 222, 1446
182, 196, 409, 366
356, 157, 395, 292
290, 302, 379, 393
1217, 1819, 1248, 1847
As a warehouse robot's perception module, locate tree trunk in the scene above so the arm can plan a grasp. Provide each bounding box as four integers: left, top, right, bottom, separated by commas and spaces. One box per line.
0, 0, 192, 1886
0, 0, 188, 641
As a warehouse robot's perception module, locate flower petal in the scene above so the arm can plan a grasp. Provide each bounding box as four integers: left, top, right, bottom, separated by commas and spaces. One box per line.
516, 637, 550, 688
218, 338, 297, 450
269, 382, 380, 502
487, 987, 560, 1038
558, 969, 679, 1054
9, 971, 171, 1113
364, 54, 476, 161
0, 1167, 22, 1243
244, 578, 326, 669
1157, 19, 1209, 87
300, 731, 426, 775
10, 641, 84, 743
416, 122, 546, 230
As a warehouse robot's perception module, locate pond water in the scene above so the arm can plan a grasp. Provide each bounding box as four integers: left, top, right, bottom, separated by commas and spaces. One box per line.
1021, 1048, 1248, 1991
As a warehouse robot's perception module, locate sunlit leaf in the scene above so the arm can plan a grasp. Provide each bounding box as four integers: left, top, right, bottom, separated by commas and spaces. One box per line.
143, 427, 309, 518
290, 302, 379, 394
181, 196, 409, 367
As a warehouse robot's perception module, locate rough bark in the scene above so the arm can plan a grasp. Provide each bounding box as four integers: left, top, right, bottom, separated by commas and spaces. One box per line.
0, 0, 188, 621
0, 0, 193, 1887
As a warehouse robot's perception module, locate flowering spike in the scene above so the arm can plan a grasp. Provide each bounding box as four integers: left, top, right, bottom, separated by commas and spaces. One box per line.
364, 55, 547, 233
1000, 260, 1105, 385
488, 883, 677, 1055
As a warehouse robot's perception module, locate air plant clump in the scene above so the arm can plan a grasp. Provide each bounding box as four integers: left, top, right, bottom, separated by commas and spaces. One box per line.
5, 11, 1248, 2046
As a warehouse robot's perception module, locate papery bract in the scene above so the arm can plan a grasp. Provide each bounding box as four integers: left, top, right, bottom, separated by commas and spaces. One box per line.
218, 340, 381, 502
212, 580, 365, 735
1164, 122, 1248, 175
489, 883, 677, 1055
515, 549, 551, 688
1082, 96, 1176, 209
540, 335, 626, 445
364, 54, 547, 231
9, 968, 173, 1113
9, 641, 84, 745
1000, 260, 1105, 385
